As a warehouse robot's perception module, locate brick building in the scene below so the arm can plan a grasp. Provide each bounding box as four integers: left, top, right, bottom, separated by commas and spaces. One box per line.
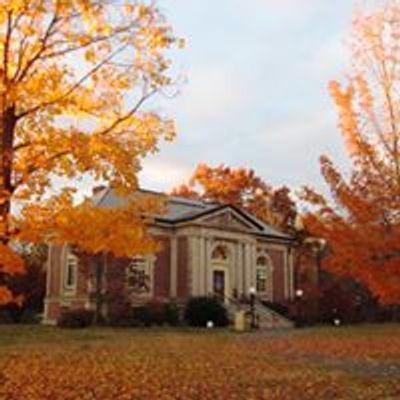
44, 188, 296, 324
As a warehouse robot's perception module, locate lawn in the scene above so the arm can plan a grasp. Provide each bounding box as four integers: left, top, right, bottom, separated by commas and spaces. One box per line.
0, 324, 399, 399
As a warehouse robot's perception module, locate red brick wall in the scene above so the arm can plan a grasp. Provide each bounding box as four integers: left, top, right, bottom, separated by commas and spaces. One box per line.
48, 246, 62, 297
77, 254, 90, 296
268, 249, 286, 303
177, 237, 188, 299
154, 237, 171, 298
45, 301, 60, 322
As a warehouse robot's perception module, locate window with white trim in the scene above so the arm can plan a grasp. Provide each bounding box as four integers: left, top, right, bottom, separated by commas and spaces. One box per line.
256, 255, 271, 295
126, 256, 152, 294
65, 253, 78, 289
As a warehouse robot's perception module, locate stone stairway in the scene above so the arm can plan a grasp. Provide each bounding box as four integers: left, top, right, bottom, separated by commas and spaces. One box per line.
253, 300, 294, 329
227, 298, 294, 330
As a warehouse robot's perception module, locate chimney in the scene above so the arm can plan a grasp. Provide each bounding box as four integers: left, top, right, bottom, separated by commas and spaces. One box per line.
92, 185, 107, 196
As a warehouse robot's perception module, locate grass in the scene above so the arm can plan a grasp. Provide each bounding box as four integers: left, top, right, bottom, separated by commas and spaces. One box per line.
0, 323, 399, 399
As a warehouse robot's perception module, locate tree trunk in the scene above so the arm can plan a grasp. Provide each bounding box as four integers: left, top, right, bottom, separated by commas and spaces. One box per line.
0, 105, 17, 240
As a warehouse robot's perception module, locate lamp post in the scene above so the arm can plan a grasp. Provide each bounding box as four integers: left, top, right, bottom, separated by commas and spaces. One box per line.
295, 289, 304, 328
249, 286, 257, 329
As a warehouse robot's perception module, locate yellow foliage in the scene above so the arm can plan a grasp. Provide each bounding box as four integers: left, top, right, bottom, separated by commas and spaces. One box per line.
0, 0, 181, 303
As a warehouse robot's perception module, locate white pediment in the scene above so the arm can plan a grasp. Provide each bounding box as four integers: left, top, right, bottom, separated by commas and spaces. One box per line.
196, 208, 261, 232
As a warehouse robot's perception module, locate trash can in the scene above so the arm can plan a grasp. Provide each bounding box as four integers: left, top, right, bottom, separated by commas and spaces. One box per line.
234, 310, 247, 332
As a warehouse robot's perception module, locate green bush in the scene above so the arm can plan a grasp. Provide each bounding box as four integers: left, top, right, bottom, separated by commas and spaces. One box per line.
184, 297, 228, 327
57, 309, 94, 329
107, 300, 182, 327
132, 301, 181, 326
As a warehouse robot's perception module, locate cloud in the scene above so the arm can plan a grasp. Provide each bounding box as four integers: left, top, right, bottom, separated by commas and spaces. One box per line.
305, 31, 350, 82
139, 158, 192, 192
233, 0, 321, 24
171, 64, 251, 123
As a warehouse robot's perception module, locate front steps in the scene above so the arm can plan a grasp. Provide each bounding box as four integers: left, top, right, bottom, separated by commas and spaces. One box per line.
227, 299, 294, 330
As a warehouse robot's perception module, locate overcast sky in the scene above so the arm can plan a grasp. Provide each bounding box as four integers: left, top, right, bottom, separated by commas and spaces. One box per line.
138, 1, 356, 193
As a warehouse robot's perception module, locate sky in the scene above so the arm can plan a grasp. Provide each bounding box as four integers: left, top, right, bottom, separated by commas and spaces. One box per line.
138, 0, 356, 194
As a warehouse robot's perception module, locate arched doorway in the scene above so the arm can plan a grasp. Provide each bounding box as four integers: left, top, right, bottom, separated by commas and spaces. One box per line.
211, 244, 230, 303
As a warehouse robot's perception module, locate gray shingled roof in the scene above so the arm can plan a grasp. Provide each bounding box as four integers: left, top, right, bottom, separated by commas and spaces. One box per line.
92, 187, 292, 240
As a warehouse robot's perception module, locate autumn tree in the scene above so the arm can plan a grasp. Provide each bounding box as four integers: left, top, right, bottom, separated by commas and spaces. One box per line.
302, 2, 400, 304
172, 163, 297, 231
0, 1, 181, 303
1, 243, 47, 322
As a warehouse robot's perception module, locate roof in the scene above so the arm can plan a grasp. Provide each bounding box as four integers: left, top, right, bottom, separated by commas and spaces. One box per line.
92, 187, 292, 240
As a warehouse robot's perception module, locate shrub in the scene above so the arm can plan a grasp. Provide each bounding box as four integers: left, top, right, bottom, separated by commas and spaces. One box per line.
164, 301, 180, 326
147, 300, 166, 326
184, 297, 228, 327
132, 305, 153, 326
107, 306, 139, 327
57, 309, 94, 329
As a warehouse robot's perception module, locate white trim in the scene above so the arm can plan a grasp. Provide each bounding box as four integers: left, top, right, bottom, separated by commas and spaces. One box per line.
169, 236, 177, 297
208, 241, 235, 300
211, 263, 230, 304
65, 253, 78, 289
255, 250, 274, 301
189, 236, 199, 296
62, 246, 78, 296
199, 236, 206, 294
195, 207, 261, 233
126, 255, 155, 298
289, 247, 294, 300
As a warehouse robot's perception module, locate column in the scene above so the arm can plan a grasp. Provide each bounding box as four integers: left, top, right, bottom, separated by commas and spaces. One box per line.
199, 236, 206, 295
169, 236, 177, 298
205, 238, 212, 295
244, 243, 251, 294
289, 248, 294, 300
284, 249, 289, 299
250, 243, 257, 289
236, 243, 243, 296
189, 236, 199, 296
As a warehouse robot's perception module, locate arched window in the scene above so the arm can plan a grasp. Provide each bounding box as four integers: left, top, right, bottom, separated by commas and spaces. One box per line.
126, 256, 152, 294
211, 245, 228, 261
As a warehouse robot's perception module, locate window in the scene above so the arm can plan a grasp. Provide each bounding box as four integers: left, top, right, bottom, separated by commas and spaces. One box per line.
212, 245, 228, 261
256, 268, 267, 293
65, 253, 78, 289
256, 255, 271, 295
126, 256, 151, 293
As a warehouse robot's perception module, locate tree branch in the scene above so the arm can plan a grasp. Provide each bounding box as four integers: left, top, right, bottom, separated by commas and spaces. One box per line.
17, 44, 128, 119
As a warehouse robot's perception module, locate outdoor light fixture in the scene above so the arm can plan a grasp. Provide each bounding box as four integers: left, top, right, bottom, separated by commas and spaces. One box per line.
295, 289, 304, 328
249, 286, 256, 295
249, 286, 257, 329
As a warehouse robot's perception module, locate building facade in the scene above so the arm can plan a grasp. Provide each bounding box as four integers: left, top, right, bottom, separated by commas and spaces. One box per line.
44, 189, 296, 324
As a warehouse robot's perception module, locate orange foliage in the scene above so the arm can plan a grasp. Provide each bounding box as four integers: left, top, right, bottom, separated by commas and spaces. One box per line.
172, 163, 297, 231
0, 1, 180, 302
0, 329, 399, 399
301, 4, 400, 304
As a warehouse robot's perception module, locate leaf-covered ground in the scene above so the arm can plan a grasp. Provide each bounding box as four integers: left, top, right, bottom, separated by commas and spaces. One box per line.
0, 324, 399, 399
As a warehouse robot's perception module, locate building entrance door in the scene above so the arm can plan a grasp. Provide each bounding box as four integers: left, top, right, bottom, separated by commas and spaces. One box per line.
213, 269, 226, 301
